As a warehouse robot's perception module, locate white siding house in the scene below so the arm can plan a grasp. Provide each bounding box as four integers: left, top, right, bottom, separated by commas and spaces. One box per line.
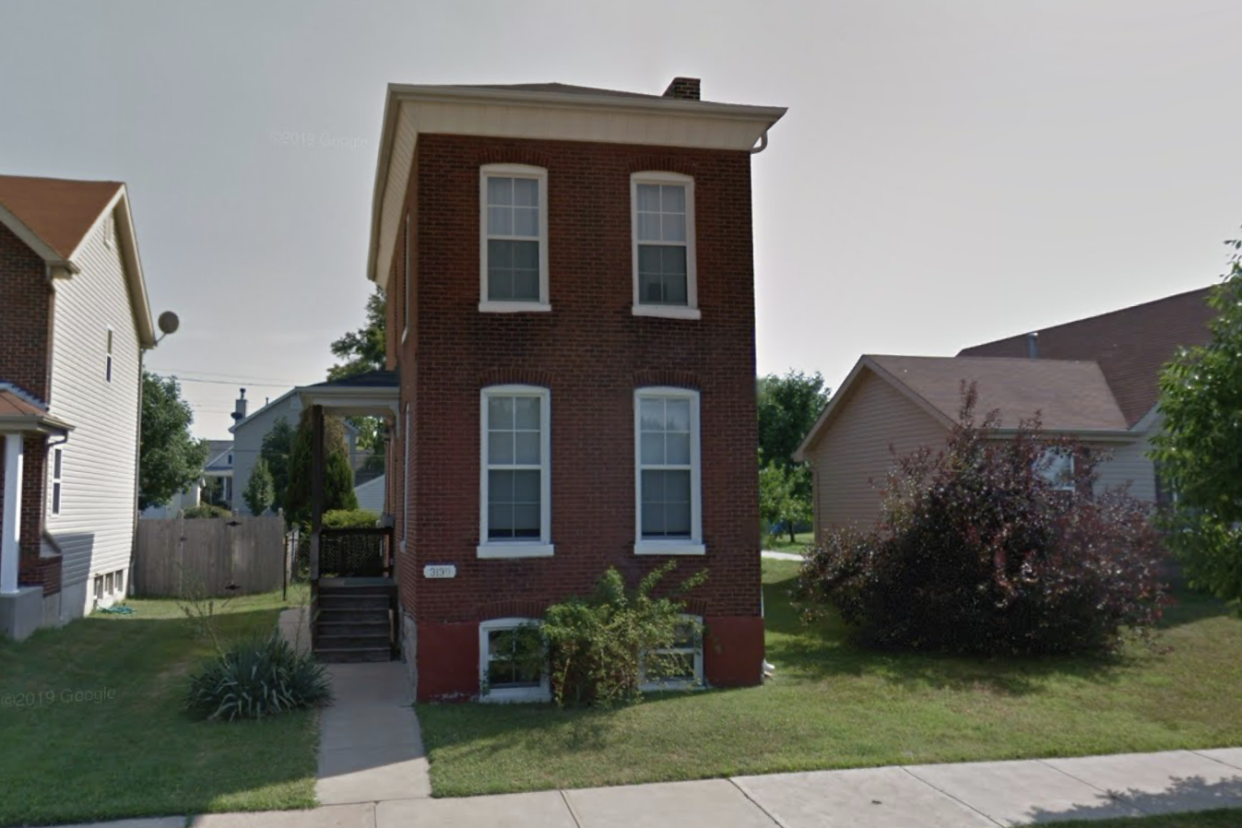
46, 209, 144, 617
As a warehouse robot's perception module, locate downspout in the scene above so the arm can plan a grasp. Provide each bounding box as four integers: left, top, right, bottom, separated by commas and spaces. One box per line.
129, 344, 149, 594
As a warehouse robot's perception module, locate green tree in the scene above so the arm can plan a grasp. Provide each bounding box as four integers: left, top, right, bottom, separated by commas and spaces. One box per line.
758, 460, 813, 545
757, 370, 831, 472
756, 370, 830, 538
1150, 234, 1242, 602
243, 457, 275, 515
327, 287, 386, 381
260, 417, 295, 513
139, 372, 208, 510
327, 287, 387, 469
285, 408, 359, 527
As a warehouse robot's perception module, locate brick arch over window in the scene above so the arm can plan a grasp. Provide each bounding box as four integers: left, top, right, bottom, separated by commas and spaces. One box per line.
477, 600, 548, 622
682, 598, 710, 618
480, 368, 555, 389
628, 156, 699, 177
477, 147, 555, 169
633, 369, 700, 390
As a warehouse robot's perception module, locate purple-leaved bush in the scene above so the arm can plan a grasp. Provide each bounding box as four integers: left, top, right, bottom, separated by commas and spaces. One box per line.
797, 384, 1168, 656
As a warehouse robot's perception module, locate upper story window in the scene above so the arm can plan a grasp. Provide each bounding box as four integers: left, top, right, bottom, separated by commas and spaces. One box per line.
402, 212, 411, 342
51, 447, 63, 516
105, 329, 113, 383
478, 385, 553, 559
632, 172, 699, 321
479, 165, 549, 313
634, 388, 704, 555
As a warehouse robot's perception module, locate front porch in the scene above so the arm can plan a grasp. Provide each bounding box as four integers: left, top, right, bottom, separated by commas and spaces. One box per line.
0, 386, 71, 640
296, 371, 400, 662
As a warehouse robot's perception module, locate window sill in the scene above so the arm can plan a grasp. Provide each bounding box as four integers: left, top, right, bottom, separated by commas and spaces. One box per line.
634, 541, 706, 556
479, 301, 552, 314
631, 305, 701, 321
477, 543, 555, 559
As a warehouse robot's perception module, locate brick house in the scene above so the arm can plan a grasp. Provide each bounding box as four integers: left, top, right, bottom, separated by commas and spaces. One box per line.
0, 174, 156, 639
350, 79, 785, 701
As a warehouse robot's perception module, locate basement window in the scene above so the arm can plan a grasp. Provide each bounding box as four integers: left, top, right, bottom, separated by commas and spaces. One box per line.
479, 618, 549, 703
640, 615, 704, 691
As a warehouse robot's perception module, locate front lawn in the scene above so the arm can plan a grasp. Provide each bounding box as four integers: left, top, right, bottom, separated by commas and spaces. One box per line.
1046, 810, 1242, 827
0, 591, 318, 827
418, 560, 1242, 797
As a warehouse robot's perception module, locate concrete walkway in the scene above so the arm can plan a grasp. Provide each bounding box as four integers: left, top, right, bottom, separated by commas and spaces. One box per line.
315, 662, 431, 805
761, 550, 803, 561
65, 747, 1242, 828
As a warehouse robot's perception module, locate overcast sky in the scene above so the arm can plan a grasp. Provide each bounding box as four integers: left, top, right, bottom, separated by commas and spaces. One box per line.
2, 0, 1239, 439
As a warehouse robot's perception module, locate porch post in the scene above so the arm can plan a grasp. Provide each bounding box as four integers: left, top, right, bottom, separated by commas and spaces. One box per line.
310, 405, 324, 583
1, 433, 24, 595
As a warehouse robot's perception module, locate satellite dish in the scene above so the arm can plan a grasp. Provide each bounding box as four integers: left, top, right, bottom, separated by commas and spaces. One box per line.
157, 311, 180, 336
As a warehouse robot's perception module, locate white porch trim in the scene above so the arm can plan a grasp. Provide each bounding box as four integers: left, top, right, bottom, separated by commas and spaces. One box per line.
2, 432, 23, 594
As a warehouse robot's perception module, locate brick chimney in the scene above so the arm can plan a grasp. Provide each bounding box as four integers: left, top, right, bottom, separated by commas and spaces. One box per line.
663, 77, 701, 101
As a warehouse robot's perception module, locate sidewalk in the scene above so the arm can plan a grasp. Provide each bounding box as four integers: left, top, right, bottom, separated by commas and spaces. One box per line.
57, 746, 1242, 828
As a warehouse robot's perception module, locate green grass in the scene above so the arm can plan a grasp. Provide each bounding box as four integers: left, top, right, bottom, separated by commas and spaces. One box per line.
0, 591, 318, 826
418, 560, 1242, 797
763, 531, 814, 552
1043, 810, 1242, 827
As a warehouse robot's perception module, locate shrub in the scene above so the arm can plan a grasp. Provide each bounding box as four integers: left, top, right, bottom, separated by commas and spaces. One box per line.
183, 504, 231, 520
186, 634, 331, 721
797, 384, 1168, 656
538, 563, 707, 708
322, 508, 380, 529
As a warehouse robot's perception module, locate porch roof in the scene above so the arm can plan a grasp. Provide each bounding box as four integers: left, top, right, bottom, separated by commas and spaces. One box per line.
0, 386, 73, 435
296, 370, 399, 419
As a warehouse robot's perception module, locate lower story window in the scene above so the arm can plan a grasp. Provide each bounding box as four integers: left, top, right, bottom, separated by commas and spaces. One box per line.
640, 615, 704, 691
479, 618, 549, 703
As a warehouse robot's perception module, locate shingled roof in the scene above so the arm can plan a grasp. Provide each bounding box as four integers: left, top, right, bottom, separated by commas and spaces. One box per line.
869, 355, 1128, 431
959, 287, 1215, 426
0, 174, 123, 259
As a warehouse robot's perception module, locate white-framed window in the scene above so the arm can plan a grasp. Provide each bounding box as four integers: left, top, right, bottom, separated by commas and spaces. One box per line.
479, 618, 550, 703
1039, 448, 1076, 492
479, 386, 553, 558
631, 172, 698, 320
634, 388, 704, 555
402, 403, 411, 549
114, 569, 125, 596
51, 447, 63, 516
479, 164, 550, 313
402, 212, 411, 343
105, 328, 113, 383
640, 614, 704, 691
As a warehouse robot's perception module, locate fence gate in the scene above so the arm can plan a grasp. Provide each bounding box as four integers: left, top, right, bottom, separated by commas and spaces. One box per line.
133, 515, 287, 597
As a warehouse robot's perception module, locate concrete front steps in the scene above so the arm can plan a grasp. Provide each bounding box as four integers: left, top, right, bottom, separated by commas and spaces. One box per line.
313, 578, 397, 663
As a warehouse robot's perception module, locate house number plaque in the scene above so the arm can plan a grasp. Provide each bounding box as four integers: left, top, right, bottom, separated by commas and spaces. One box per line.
423, 564, 457, 579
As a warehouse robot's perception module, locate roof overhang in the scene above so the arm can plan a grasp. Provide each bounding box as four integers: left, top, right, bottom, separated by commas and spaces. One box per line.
296, 384, 400, 420
366, 84, 787, 290
0, 413, 75, 436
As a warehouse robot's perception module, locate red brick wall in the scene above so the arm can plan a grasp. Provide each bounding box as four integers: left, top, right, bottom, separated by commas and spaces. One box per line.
0, 220, 53, 401
391, 135, 762, 695
0, 221, 59, 594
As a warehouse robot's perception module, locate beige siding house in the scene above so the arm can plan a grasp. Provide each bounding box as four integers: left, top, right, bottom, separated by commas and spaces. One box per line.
796, 288, 1215, 538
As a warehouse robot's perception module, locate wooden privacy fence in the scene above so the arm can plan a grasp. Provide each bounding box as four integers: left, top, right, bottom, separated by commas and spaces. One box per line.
134, 515, 288, 597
